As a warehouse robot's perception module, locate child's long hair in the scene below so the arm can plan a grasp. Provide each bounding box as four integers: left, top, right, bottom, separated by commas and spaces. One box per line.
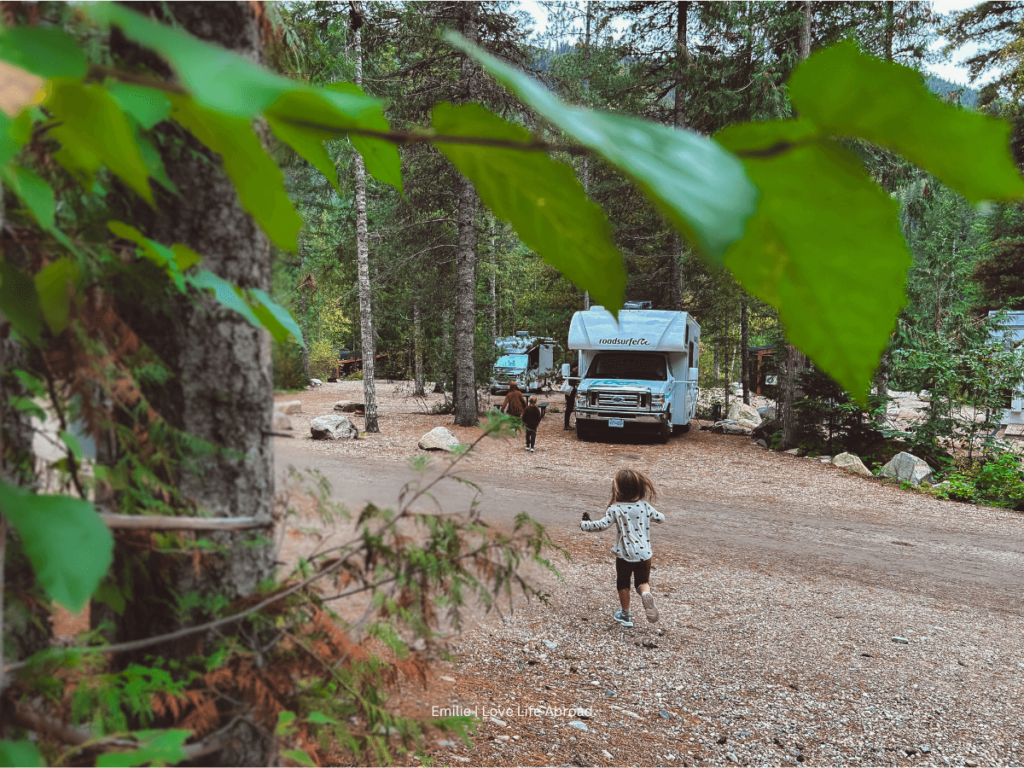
608, 468, 657, 507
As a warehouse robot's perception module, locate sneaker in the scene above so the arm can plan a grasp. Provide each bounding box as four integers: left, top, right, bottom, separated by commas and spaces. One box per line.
641, 591, 659, 624
614, 610, 633, 627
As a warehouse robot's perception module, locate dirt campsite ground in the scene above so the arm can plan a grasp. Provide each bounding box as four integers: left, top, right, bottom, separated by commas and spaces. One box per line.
271, 381, 1024, 768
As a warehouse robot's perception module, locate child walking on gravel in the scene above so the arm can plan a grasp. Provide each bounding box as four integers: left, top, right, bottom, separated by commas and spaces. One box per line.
581, 469, 663, 628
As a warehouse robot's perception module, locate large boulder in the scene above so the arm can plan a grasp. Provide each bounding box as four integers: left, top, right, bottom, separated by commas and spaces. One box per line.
736, 418, 760, 430
310, 415, 359, 440
418, 427, 462, 452
728, 402, 761, 425
712, 421, 752, 436
334, 400, 365, 413
272, 410, 292, 431
757, 405, 777, 421
879, 451, 933, 485
832, 452, 872, 477
309, 378, 323, 387
278, 400, 302, 415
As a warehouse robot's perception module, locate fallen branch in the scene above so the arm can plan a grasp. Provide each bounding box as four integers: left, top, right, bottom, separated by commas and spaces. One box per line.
99, 513, 272, 531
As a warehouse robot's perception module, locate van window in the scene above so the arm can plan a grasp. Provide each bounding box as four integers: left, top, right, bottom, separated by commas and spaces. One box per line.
585, 353, 668, 381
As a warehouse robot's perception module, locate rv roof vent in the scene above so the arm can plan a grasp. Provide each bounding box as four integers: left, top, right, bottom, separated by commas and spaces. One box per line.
589, 305, 604, 312
516, 331, 529, 337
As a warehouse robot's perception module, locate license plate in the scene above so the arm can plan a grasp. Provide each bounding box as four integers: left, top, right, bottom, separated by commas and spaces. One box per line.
608, 418, 625, 428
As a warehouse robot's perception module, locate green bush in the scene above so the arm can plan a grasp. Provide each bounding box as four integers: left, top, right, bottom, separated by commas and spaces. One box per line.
308, 339, 337, 381
931, 452, 1024, 509
273, 339, 308, 390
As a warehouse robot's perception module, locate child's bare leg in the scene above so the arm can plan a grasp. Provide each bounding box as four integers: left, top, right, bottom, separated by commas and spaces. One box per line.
637, 582, 650, 594
637, 582, 659, 623
618, 588, 631, 612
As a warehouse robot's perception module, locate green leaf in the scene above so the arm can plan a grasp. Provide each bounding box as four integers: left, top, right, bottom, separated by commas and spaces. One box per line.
281, 749, 316, 767
444, 32, 757, 266
53, 143, 101, 192
0, 739, 43, 768
306, 712, 338, 725
90, 3, 297, 118
788, 42, 1024, 203
250, 289, 306, 347
265, 112, 340, 192
0, 26, 87, 79
34, 257, 82, 334
136, 133, 179, 195
0, 260, 43, 344
169, 96, 300, 251
95, 729, 191, 768
12, 369, 46, 397
0, 480, 114, 612
93, 579, 126, 615
171, 244, 203, 272
59, 430, 84, 461
1, 165, 55, 231
276, 711, 297, 738
432, 103, 625, 311
326, 83, 403, 192
718, 127, 910, 402
10, 396, 46, 421
45, 79, 152, 204
108, 221, 187, 292
188, 270, 261, 328
106, 81, 171, 130
0, 110, 32, 168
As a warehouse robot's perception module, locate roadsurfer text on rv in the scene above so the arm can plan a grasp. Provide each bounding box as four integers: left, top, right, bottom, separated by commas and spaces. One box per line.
597, 337, 651, 346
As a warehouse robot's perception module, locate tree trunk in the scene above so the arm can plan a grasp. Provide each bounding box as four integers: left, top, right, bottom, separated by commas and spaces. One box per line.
489, 215, 497, 341
352, 3, 379, 432
108, 4, 275, 762
669, 1, 690, 311
781, 0, 813, 450
800, 1, 812, 60
741, 300, 750, 405
413, 300, 425, 396
884, 0, 895, 61
299, 241, 310, 381
453, 2, 480, 426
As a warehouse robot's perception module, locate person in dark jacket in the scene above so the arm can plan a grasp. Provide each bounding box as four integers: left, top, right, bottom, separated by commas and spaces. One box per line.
522, 396, 543, 452
500, 382, 528, 418
562, 365, 579, 430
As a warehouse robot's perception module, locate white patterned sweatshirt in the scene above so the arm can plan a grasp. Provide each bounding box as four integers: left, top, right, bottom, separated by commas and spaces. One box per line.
581, 500, 665, 562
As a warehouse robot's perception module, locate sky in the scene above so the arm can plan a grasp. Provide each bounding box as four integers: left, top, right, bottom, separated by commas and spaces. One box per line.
518, 0, 996, 87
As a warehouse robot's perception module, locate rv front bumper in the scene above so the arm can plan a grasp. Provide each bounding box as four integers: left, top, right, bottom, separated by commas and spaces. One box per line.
576, 410, 667, 424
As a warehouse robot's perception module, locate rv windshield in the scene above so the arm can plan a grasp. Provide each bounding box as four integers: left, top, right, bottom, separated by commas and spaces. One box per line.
496, 354, 528, 369
585, 352, 668, 381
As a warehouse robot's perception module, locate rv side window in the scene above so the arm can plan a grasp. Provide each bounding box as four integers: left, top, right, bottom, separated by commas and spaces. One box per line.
689, 341, 695, 365
585, 352, 668, 381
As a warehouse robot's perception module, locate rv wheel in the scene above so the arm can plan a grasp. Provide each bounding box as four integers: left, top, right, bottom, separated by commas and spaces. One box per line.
656, 421, 670, 444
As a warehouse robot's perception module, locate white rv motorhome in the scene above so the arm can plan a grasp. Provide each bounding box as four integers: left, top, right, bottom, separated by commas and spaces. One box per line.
567, 306, 700, 443
991, 310, 1024, 427
490, 332, 559, 394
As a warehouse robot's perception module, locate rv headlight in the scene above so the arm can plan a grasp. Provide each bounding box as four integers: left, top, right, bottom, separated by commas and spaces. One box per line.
576, 395, 587, 408
651, 394, 666, 407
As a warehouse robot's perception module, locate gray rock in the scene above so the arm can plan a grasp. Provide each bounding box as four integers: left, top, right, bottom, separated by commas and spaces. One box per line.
762, 405, 777, 421
892, 636, 909, 644
333, 400, 365, 413
543, 640, 557, 649
490, 717, 506, 727
728, 401, 761, 425
713, 421, 753, 436
659, 710, 671, 719
418, 427, 462, 452
310, 415, 359, 440
784, 448, 800, 455
755, 439, 768, 448
271, 410, 292, 431
736, 418, 760, 430
832, 452, 872, 477
437, 740, 457, 749
309, 378, 323, 386
278, 399, 302, 415
568, 721, 588, 732
605, 690, 616, 697
919, 389, 932, 401
879, 451, 933, 485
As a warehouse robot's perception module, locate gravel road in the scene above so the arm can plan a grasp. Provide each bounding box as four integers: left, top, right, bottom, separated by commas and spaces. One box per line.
274, 383, 1024, 767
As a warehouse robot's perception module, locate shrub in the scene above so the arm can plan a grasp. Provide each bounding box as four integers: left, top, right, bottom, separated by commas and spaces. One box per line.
308, 339, 337, 381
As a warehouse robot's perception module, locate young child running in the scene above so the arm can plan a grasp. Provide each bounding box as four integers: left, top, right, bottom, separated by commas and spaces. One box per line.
581, 469, 663, 627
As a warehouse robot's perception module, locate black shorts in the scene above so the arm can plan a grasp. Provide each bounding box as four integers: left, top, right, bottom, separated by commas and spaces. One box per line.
615, 557, 652, 593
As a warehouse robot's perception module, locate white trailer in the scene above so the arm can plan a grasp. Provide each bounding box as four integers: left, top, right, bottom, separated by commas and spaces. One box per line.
490, 332, 559, 394
567, 306, 700, 443
991, 310, 1024, 427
